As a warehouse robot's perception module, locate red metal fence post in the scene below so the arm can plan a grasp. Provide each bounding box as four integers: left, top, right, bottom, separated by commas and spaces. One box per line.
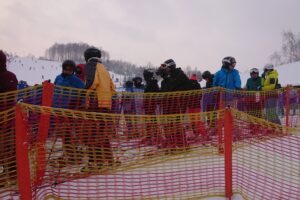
16, 104, 33, 200
224, 108, 233, 199
35, 81, 54, 186
218, 88, 224, 153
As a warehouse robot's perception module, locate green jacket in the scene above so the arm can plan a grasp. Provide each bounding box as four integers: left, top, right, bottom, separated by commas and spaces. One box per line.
262, 70, 279, 91
246, 77, 263, 91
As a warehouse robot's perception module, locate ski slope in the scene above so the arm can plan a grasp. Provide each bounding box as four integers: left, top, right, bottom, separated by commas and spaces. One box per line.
7, 57, 125, 87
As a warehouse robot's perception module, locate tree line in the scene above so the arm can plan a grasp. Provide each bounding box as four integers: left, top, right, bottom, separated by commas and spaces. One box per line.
270, 31, 300, 65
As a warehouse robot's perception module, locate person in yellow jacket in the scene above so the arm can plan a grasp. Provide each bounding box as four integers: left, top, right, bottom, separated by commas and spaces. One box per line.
82, 47, 118, 171
262, 64, 281, 124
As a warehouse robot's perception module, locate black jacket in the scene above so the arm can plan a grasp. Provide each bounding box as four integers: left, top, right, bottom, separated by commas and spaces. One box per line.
84, 59, 99, 89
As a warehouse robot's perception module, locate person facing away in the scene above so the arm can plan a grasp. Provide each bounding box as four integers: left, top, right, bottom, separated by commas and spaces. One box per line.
213, 56, 241, 90
84, 47, 116, 110
82, 47, 117, 170
246, 68, 263, 91
202, 71, 214, 88
0, 50, 18, 94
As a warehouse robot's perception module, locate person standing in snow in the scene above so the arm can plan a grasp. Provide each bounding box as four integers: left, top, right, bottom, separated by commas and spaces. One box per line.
214, 56, 241, 108
50, 60, 85, 168
0, 50, 18, 188
262, 64, 281, 124
82, 47, 117, 171
0, 50, 18, 95
213, 56, 241, 90
157, 59, 190, 151
245, 68, 264, 118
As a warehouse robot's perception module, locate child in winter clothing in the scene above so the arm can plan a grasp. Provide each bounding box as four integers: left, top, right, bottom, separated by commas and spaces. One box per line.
82, 48, 117, 171
245, 68, 264, 118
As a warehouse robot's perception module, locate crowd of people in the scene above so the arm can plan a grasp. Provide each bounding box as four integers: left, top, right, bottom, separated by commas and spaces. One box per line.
0, 48, 289, 174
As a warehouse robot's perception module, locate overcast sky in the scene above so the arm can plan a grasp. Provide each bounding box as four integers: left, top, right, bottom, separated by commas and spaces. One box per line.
1, 0, 300, 73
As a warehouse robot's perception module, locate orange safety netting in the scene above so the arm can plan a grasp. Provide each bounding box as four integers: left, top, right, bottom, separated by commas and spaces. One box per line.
0, 83, 300, 199
12, 103, 300, 200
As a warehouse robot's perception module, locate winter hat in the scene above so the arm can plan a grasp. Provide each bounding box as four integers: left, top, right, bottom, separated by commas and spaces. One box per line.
84, 48, 101, 62
190, 74, 197, 81
0, 50, 7, 66
163, 59, 176, 69
62, 60, 76, 71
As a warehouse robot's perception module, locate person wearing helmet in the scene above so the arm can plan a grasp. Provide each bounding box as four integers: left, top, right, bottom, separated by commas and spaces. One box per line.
243, 68, 264, 119
246, 68, 263, 91
202, 71, 214, 88
142, 69, 161, 145
82, 47, 117, 171
261, 63, 281, 124
213, 56, 241, 90
262, 64, 280, 91
132, 76, 145, 92
158, 59, 189, 151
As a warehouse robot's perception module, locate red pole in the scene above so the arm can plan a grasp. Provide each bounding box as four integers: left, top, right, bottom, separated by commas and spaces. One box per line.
224, 108, 233, 199
285, 85, 290, 127
218, 88, 224, 153
35, 81, 54, 186
16, 104, 33, 200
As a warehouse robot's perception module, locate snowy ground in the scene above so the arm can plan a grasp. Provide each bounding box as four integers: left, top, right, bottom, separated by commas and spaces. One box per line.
7, 57, 125, 87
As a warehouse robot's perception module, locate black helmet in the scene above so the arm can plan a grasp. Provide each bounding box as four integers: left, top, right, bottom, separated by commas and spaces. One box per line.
84, 47, 101, 62
62, 60, 76, 71
143, 69, 154, 81
222, 56, 236, 67
132, 76, 142, 83
163, 59, 176, 69
202, 71, 212, 79
125, 80, 133, 88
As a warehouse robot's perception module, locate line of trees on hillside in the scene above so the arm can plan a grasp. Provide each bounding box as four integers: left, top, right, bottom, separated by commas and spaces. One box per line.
43, 42, 201, 81
270, 31, 300, 65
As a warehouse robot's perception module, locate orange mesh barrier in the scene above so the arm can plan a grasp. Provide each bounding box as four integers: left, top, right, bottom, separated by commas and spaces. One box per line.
229, 109, 300, 199
13, 103, 300, 200
16, 103, 224, 200
0, 107, 18, 199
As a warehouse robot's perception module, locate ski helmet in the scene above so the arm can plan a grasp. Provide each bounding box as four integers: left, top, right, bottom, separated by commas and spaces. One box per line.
163, 59, 176, 69
222, 56, 236, 66
84, 48, 101, 62
132, 77, 142, 83
202, 71, 212, 79
250, 68, 259, 75
264, 63, 274, 70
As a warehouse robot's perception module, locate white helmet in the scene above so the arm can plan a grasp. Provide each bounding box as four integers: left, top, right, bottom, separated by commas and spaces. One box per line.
264, 63, 274, 70
250, 68, 259, 74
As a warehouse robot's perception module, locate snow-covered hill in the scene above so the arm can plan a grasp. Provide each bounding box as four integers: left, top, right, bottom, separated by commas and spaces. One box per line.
7, 57, 125, 87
